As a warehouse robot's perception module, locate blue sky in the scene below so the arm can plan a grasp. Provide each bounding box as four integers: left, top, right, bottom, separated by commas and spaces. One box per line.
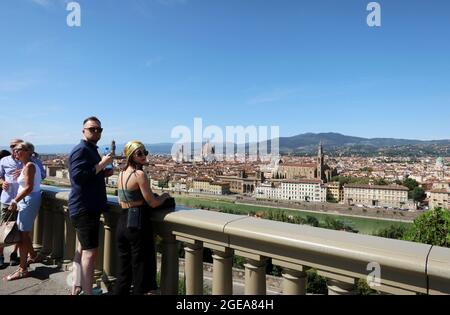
0, 0, 449, 146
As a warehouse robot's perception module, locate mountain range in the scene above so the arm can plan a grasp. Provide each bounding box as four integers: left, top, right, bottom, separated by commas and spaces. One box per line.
3, 133, 449, 155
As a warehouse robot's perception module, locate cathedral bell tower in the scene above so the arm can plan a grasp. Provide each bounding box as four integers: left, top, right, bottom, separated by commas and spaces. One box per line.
317, 141, 324, 181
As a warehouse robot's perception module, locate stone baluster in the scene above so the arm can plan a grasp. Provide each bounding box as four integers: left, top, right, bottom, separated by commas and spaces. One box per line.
244, 257, 268, 295
62, 206, 76, 270
32, 203, 45, 252
40, 201, 54, 258
160, 234, 179, 295
212, 248, 233, 295
327, 279, 356, 295
272, 260, 307, 295
102, 212, 118, 288
94, 215, 106, 283
50, 202, 65, 264
184, 241, 204, 295
282, 268, 307, 295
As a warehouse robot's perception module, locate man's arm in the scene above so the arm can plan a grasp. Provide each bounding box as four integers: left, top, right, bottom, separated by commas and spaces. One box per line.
0, 158, 6, 185
69, 148, 98, 185
69, 148, 112, 185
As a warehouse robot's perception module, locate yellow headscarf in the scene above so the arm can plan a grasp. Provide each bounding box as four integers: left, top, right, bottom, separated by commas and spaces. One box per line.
124, 141, 145, 161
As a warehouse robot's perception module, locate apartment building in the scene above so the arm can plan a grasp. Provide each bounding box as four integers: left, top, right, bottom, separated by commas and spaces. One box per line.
344, 184, 409, 208
255, 179, 327, 202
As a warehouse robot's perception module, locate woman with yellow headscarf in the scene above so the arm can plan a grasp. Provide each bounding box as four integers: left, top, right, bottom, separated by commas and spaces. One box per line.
115, 140, 171, 295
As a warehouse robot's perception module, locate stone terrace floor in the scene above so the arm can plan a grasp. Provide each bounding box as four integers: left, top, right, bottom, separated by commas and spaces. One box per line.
0, 245, 70, 295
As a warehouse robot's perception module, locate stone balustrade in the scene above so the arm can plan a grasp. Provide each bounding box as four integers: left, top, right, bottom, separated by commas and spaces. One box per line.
33, 186, 450, 295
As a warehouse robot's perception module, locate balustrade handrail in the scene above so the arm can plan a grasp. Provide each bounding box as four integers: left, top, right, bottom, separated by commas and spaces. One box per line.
40, 186, 450, 295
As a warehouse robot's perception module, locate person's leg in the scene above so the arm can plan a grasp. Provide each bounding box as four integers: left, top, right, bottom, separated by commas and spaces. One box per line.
80, 248, 97, 295
71, 241, 82, 295
130, 218, 156, 295
9, 244, 20, 266
4, 232, 29, 281
14, 205, 32, 271
9, 210, 20, 266
0, 206, 7, 266
142, 213, 158, 292
19, 232, 31, 269
146, 229, 158, 291
71, 210, 100, 295
129, 228, 147, 295
114, 215, 132, 295
21, 195, 41, 265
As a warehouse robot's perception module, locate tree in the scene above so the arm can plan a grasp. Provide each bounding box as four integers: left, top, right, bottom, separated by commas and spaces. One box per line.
409, 187, 426, 202
374, 225, 408, 240
321, 217, 358, 233
402, 178, 419, 191
306, 215, 319, 227
373, 178, 389, 186
306, 269, 328, 295
404, 208, 450, 247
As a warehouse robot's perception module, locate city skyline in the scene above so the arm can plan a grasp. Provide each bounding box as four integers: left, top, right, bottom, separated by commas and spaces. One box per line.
1, 0, 450, 146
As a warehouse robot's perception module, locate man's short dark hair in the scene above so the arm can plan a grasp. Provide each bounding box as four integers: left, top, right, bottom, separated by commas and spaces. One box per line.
83, 116, 101, 126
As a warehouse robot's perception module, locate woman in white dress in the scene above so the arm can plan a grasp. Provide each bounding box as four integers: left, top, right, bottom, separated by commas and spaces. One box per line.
4, 142, 42, 281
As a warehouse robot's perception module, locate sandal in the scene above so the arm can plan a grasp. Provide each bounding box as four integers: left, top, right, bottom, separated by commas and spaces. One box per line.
4, 268, 29, 281
71, 286, 83, 296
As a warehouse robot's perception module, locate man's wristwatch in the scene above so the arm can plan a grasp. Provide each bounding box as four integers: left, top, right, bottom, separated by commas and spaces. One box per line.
11, 200, 17, 206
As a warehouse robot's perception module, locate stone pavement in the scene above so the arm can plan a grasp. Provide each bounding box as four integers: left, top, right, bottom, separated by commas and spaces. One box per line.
0, 246, 71, 295
0, 246, 282, 295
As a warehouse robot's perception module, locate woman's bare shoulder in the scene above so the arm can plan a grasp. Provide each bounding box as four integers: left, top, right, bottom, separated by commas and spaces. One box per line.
134, 170, 147, 179
25, 162, 36, 170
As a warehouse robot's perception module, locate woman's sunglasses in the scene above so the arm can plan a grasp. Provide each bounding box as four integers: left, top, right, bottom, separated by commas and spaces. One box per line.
135, 150, 149, 157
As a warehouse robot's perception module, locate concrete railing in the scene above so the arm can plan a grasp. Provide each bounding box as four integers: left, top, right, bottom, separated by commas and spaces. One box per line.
34, 186, 450, 295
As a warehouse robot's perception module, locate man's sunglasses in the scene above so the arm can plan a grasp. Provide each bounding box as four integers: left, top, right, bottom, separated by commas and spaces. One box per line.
135, 150, 149, 157
84, 127, 103, 133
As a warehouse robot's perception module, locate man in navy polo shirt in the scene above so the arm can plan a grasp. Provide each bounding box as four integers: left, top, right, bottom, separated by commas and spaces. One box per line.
68, 116, 113, 295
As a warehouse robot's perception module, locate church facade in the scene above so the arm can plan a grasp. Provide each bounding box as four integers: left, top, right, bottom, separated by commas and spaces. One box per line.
276, 142, 335, 183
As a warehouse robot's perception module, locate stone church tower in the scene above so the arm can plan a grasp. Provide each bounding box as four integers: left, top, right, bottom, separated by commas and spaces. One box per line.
317, 141, 324, 181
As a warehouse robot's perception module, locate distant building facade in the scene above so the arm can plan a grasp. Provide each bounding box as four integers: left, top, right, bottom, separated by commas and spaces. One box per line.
255, 179, 327, 203
217, 170, 265, 194
344, 184, 409, 208
326, 181, 344, 202
192, 178, 230, 195
276, 143, 335, 182
429, 182, 450, 209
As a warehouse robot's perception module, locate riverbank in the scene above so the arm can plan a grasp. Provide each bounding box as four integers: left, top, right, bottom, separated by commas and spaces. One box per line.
173, 196, 412, 235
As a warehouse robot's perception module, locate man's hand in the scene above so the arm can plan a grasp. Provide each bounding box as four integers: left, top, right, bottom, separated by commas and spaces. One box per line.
96, 154, 114, 175
12, 169, 22, 180
8, 202, 18, 212
101, 154, 114, 166
2, 181, 10, 191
